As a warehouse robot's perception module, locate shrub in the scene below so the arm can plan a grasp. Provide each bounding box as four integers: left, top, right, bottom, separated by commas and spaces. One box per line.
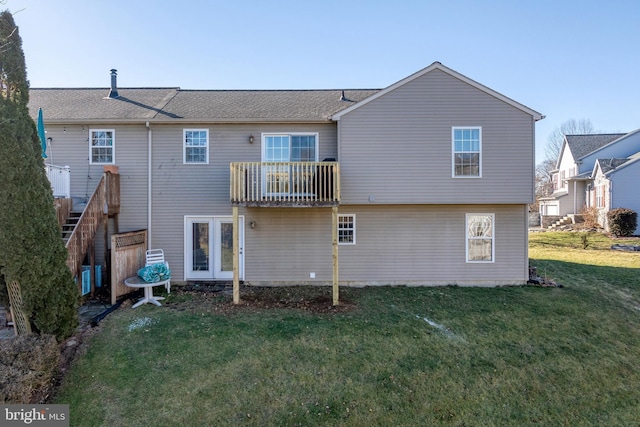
0, 334, 60, 403
607, 208, 638, 237
0, 11, 79, 340
581, 206, 600, 229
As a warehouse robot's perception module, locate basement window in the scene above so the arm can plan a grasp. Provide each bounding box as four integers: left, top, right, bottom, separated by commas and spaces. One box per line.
466, 213, 494, 262
338, 214, 356, 245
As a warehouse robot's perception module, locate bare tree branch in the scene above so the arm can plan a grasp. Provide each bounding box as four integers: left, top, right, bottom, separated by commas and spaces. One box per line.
545, 118, 596, 163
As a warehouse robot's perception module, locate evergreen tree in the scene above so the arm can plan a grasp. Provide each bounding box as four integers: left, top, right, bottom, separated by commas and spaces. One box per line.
0, 10, 78, 340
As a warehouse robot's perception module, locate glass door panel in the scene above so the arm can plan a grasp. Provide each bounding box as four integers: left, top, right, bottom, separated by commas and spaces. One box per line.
186, 220, 213, 279
219, 222, 233, 273
186, 217, 243, 280
214, 219, 243, 280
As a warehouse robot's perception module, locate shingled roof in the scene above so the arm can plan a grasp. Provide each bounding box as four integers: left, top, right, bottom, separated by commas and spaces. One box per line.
28, 87, 380, 123
565, 134, 626, 160
595, 158, 631, 174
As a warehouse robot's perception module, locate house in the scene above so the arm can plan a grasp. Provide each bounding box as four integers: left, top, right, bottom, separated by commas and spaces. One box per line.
539, 130, 640, 233
591, 152, 640, 233
29, 62, 543, 299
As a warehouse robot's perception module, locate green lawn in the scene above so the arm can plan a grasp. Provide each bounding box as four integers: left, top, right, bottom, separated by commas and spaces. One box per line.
54, 232, 640, 426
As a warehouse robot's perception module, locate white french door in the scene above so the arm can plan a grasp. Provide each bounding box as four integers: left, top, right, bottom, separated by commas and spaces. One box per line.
184, 216, 244, 280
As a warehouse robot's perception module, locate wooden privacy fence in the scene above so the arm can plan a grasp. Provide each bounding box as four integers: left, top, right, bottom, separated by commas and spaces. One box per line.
111, 230, 147, 304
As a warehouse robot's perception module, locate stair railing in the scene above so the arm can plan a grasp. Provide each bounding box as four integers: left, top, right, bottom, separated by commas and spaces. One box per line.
64, 171, 119, 281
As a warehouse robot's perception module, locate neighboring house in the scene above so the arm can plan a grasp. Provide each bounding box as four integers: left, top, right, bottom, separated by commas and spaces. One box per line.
539, 130, 640, 234
591, 153, 640, 233
30, 62, 543, 288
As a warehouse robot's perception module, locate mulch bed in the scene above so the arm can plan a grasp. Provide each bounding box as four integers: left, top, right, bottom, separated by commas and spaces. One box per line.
168, 284, 356, 314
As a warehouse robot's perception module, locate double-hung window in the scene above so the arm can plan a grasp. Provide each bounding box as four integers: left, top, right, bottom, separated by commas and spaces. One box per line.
466, 213, 494, 262
595, 185, 604, 208
452, 127, 481, 177
184, 129, 209, 164
90, 129, 115, 164
338, 214, 356, 245
262, 133, 318, 195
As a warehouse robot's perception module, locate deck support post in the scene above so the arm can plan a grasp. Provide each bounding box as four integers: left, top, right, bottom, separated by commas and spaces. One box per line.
332, 206, 339, 305
232, 205, 240, 304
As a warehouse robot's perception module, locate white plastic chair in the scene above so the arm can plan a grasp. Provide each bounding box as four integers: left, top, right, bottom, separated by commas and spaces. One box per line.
146, 249, 170, 293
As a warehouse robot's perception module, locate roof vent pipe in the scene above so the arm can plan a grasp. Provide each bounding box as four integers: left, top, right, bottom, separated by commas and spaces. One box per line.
108, 69, 119, 98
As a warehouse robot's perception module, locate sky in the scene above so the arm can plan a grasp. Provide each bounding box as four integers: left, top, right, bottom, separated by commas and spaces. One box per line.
5, 0, 639, 164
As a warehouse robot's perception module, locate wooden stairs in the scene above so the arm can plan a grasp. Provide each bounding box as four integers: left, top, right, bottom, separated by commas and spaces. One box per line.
56, 170, 120, 296
61, 211, 82, 244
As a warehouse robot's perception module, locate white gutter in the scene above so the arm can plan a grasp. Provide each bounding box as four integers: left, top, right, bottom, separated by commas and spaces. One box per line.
146, 121, 152, 247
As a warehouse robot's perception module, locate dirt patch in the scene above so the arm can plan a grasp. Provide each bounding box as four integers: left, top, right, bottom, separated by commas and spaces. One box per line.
166, 284, 356, 314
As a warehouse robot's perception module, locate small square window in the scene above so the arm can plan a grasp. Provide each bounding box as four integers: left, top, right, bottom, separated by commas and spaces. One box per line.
184, 129, 209, 164
338, 214, 356, 245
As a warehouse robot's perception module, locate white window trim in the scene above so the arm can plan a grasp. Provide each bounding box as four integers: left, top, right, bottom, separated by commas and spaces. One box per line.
465, 213, 494, 263
338, 214, 356, 245
183, 129, 209, 164
89, 129, 115, 165
261, 132, 319, 162
452, 126, 482, 178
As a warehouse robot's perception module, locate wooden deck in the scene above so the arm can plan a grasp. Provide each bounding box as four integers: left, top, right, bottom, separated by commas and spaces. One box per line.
230, 161, 340, 207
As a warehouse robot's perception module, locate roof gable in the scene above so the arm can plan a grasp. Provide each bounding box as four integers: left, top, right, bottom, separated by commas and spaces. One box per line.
594, 158, 630, 175
565, 133, 627, 161
330, 62, 543, 121
593, 150, 640, 177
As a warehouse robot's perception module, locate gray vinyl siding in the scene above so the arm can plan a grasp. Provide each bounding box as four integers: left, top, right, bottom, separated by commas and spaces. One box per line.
580, 131, 640, 173
149, 123, 337, 280
44, 124, 149, 267
337, 205, 527, 284
337, 69, 535, 205
610, 165, 640, 234
243, 204, 528, 285
244, 208, 334, 282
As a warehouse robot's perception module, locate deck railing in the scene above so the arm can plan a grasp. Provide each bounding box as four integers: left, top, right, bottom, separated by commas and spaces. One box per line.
45, 164, 71, 198
230, 161, 340, 206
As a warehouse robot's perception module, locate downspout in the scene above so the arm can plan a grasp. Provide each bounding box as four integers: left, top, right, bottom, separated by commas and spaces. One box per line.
146, 121, 152, 247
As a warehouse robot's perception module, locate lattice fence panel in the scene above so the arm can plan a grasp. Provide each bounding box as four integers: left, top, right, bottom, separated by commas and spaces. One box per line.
7, 280, 31, 336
